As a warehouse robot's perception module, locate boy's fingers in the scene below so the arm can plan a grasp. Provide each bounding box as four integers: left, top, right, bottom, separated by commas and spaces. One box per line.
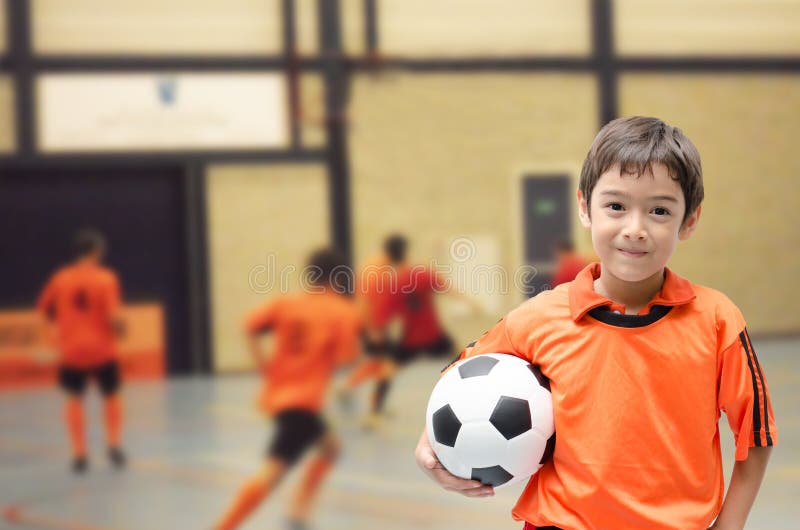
461, 487, 495, 498
431, 468, 483, 490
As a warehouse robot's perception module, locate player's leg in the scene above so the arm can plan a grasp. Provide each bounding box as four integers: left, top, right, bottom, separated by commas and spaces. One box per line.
373, 356, 398, 414
287, 423, 338, 528
363, 352, 403, 429
58, 365, 89, 472
214, 410, 320, 530
215, 458, 288, 530
96, 360, 125, 468
345, 337, 386, 390
337, 336, 387, 413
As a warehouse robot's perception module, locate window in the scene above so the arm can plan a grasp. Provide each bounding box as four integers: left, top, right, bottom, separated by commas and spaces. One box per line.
32, 0, 283, 55
616, 0, 800, 56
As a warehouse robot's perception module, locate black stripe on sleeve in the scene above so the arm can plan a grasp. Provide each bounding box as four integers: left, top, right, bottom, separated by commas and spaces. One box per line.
739, 331, 763, 446
745, 329, 773, 446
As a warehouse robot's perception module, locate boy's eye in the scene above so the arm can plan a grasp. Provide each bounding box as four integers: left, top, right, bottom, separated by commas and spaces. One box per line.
607, 203, 624, 211
652, 207, 670, 216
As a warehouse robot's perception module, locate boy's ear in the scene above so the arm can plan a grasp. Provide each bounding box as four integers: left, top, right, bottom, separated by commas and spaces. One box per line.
679, 205, 702, 241
577, 189, 591, 228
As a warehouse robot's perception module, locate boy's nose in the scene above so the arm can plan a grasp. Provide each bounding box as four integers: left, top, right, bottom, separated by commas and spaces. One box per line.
622, 216, 647, 240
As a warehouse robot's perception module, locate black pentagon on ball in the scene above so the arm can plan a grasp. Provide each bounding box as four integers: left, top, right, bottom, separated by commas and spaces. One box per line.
458, 356, 499, 379
471, 465, 513, 487
432, 404, 461, 447
527, 363, 551, 391
489, 396, 532, 440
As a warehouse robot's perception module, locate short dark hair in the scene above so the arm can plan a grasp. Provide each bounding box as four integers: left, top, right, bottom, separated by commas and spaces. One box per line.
383, 234, 408, 263
579, 116, 704, 223
72, 228, 106, 259
306, 248, 348, 288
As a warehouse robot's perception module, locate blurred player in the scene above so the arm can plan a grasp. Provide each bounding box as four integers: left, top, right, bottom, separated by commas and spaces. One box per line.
214, 249, 361, 530
36, 229, 126, 473
357, 240, 481, 429
550, 239, 589, 288
337, 234, 406, 418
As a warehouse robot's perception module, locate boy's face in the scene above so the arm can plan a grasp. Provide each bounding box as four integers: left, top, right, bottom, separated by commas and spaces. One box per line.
577, 163, 700, 283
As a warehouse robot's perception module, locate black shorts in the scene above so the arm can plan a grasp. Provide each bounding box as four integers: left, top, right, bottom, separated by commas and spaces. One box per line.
267, 409, 327, 465
362, 335, 390, 358
58, 360, 121, 397
392, 334, 454, 365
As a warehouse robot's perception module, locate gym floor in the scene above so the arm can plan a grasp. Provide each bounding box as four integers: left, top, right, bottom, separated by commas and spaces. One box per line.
1, 338, 798, 530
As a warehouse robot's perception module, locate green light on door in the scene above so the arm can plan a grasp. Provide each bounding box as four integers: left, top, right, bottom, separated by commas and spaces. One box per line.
532, 198, 557, 216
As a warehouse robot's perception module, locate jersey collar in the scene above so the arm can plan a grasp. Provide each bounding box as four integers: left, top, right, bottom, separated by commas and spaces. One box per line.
569, 262, 696, 322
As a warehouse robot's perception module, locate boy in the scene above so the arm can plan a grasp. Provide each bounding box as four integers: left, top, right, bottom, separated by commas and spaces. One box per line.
415, 117, 776, 530
37, 229, 126, 473
215, 249, 361, 530
345, 235, 481, 429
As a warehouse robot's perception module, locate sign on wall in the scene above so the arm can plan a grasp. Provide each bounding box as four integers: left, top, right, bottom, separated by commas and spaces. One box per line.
0, 303, 166, 391
38, 73, 288, 152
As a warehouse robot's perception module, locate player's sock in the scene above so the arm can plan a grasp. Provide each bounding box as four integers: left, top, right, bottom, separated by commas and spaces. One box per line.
373, 379, 392, 414
215, 476, 271, 530
103, 394, 123, 449
288, 456, 334, 522
65, 398, 87, 461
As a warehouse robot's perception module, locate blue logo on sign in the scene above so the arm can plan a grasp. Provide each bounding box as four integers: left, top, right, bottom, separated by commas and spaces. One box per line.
157, 77, 178, 106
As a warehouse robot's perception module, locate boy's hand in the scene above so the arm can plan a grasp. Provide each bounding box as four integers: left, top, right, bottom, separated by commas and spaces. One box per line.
415, 429, 494, 498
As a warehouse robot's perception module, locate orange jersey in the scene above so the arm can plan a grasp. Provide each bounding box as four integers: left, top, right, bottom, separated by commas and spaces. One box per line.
37, 263, 121, 368
246, 291, 361, 415
356, 254, 399, 329
394, 266, 447, 346
458, 263, 777, 530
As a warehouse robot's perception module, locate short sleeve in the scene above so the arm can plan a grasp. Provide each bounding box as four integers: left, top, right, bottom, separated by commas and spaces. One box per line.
245, 300, 280, 334
718, 327, 777, 461
442, 316, 525, 374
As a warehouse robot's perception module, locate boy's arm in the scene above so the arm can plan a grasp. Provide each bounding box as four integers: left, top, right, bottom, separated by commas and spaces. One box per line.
246, 333, 264, 366
36, 277, 59, 351
709, 446, 772, 530
715, 320, 777, 529
106, 274, 124, 336
243, 301, 279, 371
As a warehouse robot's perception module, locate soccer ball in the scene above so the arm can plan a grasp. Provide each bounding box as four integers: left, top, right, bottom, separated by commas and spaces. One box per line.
425, 353, 555, 488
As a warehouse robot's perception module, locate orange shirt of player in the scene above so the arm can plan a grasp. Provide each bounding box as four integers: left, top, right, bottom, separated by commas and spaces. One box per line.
395, 266, 447, 347
550, 253, 589, 288
37, 263, 121, 368
245, 290, 361, 415
357, 254, 399, 330
459, 263, 777, 530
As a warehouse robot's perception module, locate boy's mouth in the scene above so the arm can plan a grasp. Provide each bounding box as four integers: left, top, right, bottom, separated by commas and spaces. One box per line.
618, 248, 648, 257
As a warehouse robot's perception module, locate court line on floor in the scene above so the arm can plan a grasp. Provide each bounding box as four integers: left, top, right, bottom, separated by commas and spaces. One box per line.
2, 505, 125, 530
130, 457, 509, 527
